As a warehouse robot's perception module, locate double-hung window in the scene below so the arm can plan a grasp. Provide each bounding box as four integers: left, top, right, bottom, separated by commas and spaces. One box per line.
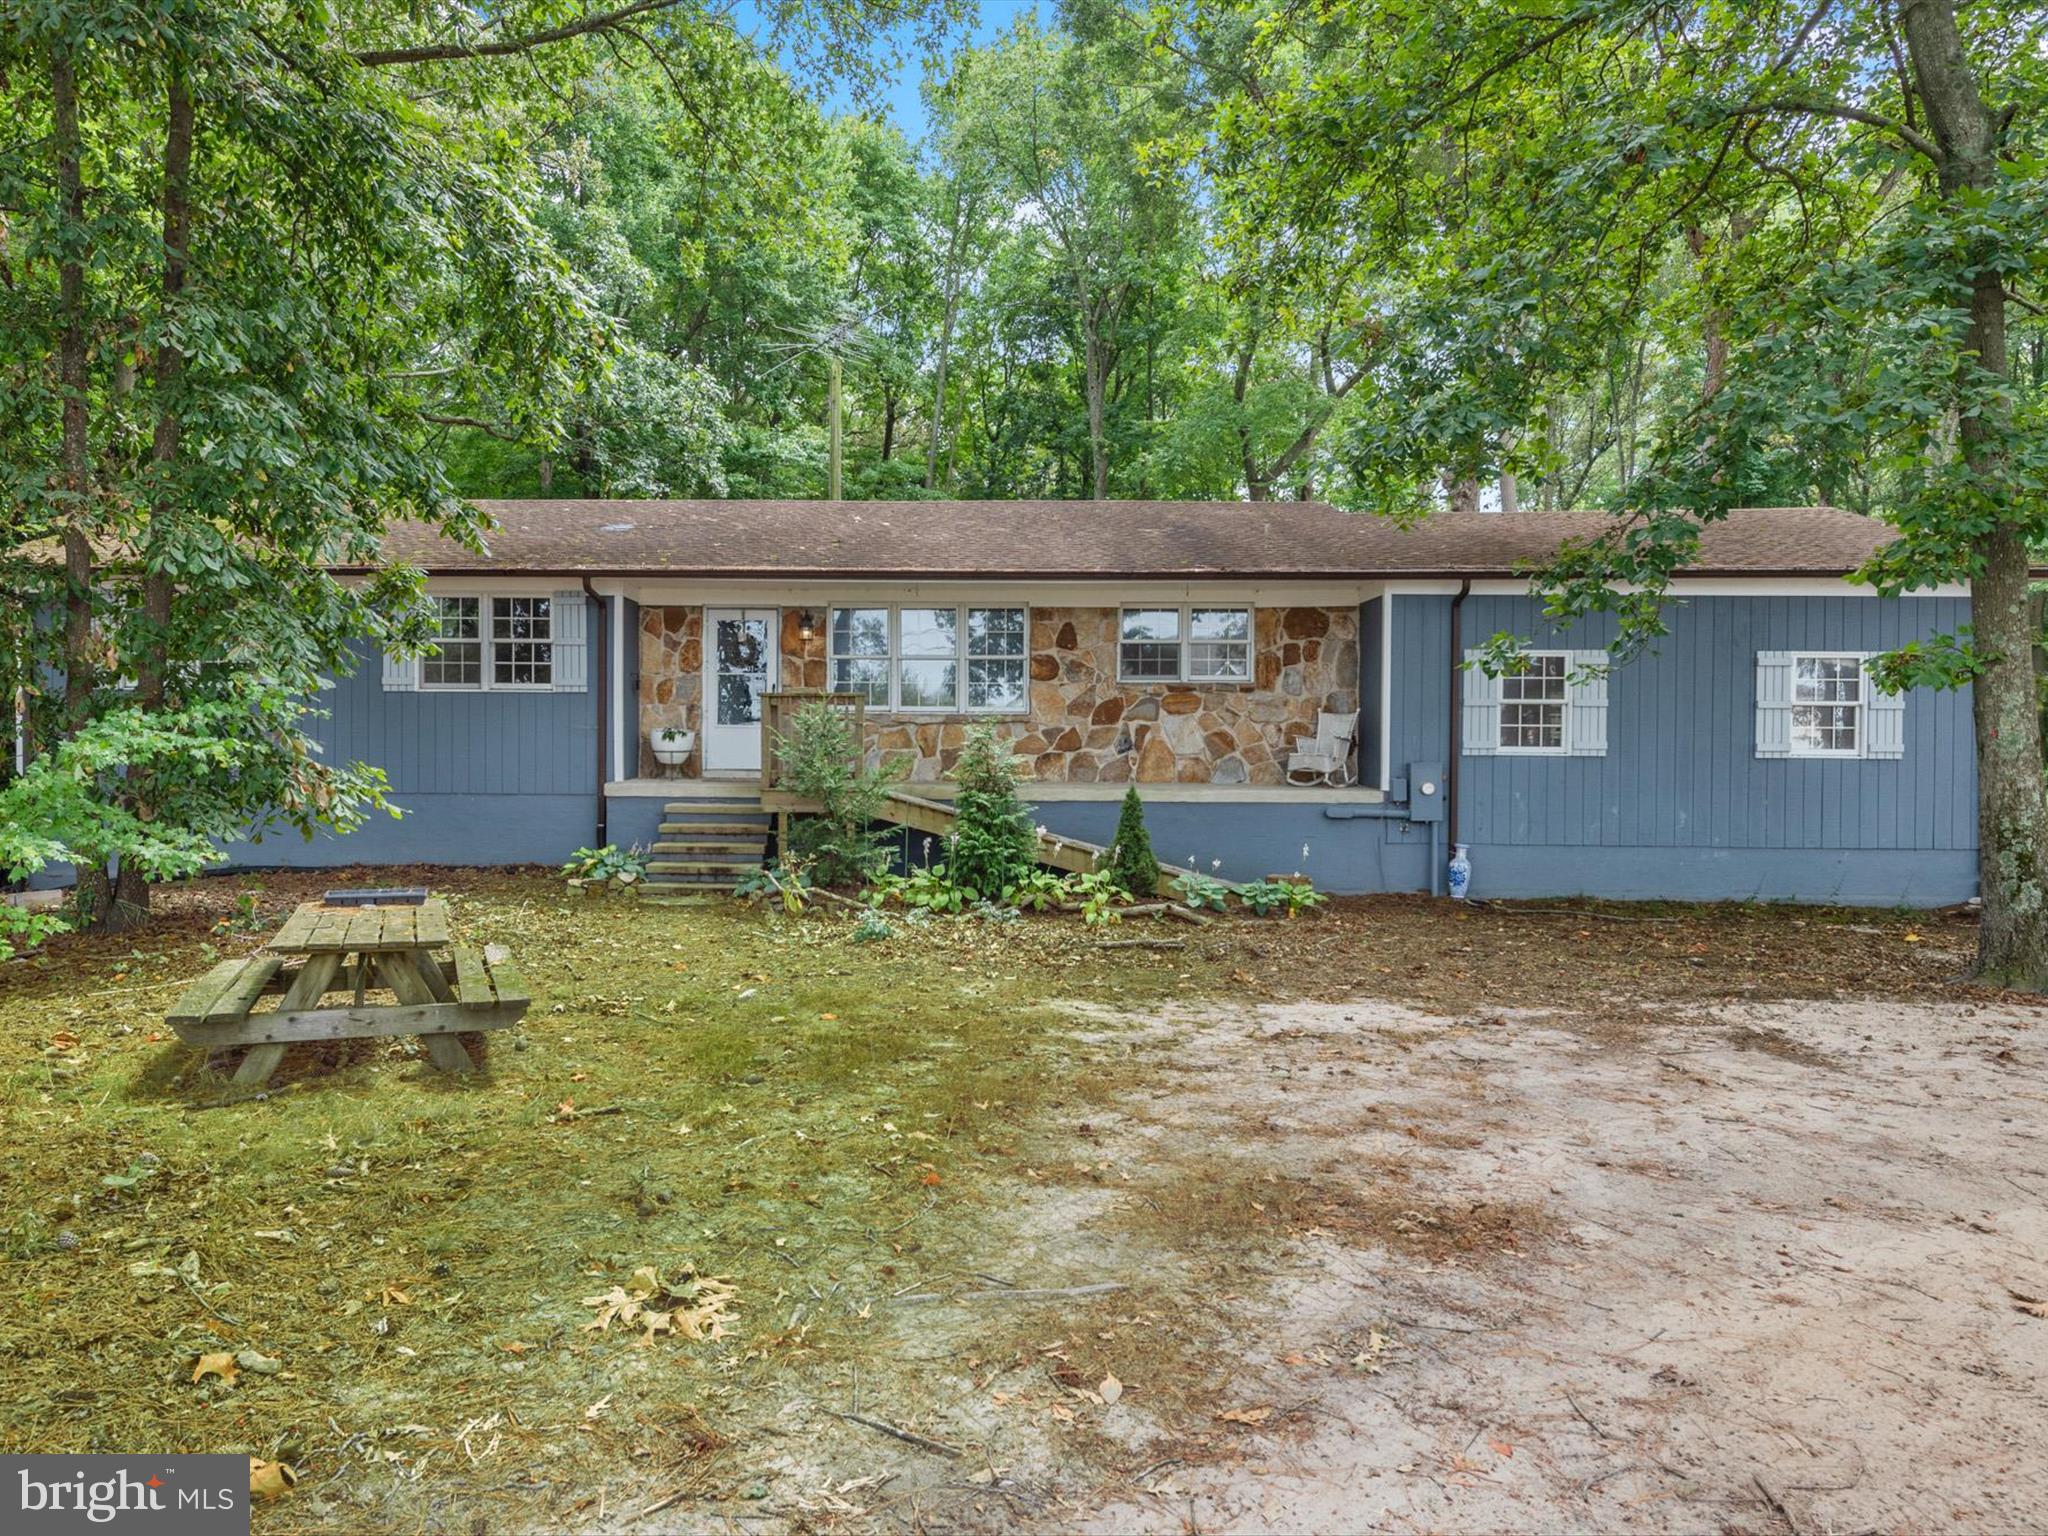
1463, 648, 1609, 757
417, 595, 552, 689
1790, 654, 1860, 755
1498, 653, 1568, 751
490, 596, 553, 687
422, 597, 483, 687
1117, 606, 1254, 684
1755, 651, 1904, 760
829, 608, 892, 706
828, 606, 1028, 712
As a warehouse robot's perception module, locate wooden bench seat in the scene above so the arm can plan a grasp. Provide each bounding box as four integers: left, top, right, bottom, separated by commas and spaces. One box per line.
167, 955, 285, 1041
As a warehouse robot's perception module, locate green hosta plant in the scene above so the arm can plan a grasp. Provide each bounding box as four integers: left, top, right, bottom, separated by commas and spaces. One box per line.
1067, 868, 1131, 927
561, 844, 648, 885
1171, 870, 1232, 913
1002, 868, 1074, 912
1237, 878, 1326, 918
849, 910, 894, 944
736, 855, 813, 914
869, 863, 977, 914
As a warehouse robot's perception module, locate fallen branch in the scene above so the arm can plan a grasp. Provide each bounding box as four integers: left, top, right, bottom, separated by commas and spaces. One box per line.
1470, 902, 1687, 925
1564, 1386, 1616, 1440
1096, 938, 1185, 951
889, 1281, 1126, 1306
1754, 1473, 1804, 1536
958, 1282, 1126, 1302
1159, 904, 1214, 926
803, 886, 867, 910
828, 1409, 960, 1458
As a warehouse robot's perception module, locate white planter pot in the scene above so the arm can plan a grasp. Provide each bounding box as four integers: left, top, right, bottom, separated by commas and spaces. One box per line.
649, 728, 695, 769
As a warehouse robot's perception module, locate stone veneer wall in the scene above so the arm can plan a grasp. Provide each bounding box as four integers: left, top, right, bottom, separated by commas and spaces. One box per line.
636, 603, 1357, 784
777, 604, 1358, 785
637, 606, 703, 777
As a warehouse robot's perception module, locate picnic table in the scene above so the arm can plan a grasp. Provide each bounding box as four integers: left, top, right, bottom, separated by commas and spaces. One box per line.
166, 898, 530, 1086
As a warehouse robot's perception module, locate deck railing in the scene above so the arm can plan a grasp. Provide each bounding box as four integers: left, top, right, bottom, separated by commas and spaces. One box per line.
759, 690, 868, 792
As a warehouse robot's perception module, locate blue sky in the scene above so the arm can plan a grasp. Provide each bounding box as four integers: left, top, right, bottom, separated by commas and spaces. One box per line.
731, 0, 1048, 145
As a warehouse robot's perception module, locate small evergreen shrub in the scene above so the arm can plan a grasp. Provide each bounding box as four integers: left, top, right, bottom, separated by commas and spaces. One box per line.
947, 723, 1039, 899
775, 700, 902, 887
1101, 786, 1160, 897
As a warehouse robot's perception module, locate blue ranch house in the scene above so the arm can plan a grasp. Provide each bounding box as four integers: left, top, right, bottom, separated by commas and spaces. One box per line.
250, 499, 1981, 906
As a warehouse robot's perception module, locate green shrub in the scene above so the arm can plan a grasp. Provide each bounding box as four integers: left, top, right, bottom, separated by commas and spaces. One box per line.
1100, 786, 1160, 897
947, 723, 1040, 899
775, 700, 902, 887
869, 863, 976, 913
561, 844, 648, 884
735, 854, 813, 914
1237, 877, 1325, 918
1068, 868, 1132, 926
1171, 869, 1232, 912
1003, 868, 1074, 911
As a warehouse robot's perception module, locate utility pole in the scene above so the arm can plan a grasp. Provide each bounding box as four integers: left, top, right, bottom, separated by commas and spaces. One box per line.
827, 351, 843, 501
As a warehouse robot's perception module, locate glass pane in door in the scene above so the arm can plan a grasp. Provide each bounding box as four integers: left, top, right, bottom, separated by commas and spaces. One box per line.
715, 617, 769, 726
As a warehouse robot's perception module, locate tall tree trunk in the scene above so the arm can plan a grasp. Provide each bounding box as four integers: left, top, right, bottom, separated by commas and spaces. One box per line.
924, 192, 971, 492
51, 42, 116, 927
881, 387, 896, 462
1901, 0, 2048, 985
118, 63, 195, 916
1082, 316, 1109, 499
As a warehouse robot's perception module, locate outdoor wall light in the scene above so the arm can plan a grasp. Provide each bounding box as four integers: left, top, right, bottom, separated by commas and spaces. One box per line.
797, 609, 819, 642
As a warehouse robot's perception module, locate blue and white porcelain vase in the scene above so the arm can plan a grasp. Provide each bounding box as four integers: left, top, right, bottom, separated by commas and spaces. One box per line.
1447, 843, 1472, 900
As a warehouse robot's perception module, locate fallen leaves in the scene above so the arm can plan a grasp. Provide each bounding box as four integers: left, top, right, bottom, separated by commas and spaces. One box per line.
1099, 1374, 1123, 1404
581, 1262, 736, 1346
2010, 1288, 2048, 1318
1217, 1404, 1273, 1426
248, 1459, 296, 1501
191, 1352, 238, 1387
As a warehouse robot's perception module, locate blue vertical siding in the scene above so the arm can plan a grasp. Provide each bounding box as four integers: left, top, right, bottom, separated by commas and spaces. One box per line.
1382, 591, 1978, 903
223, 599, 602, 869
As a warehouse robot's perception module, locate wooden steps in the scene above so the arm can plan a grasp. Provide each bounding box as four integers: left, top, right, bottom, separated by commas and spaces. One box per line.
643, 795, 770, 894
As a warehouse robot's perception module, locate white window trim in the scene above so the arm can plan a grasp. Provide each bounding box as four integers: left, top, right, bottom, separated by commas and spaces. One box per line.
1494, 650, 1572, 756
1784, 651, 1866, 759
827, 604, 1031, 716
1116, 605, 1256, 685
417, 590, 558, 693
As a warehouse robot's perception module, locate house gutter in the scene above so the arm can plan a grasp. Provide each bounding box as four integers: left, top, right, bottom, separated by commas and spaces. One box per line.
1445, 578, 1472, 887
583, 576, 607, 849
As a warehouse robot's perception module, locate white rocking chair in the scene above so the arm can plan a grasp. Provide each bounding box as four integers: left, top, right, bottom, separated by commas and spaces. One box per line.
1286, 710, 1359, 787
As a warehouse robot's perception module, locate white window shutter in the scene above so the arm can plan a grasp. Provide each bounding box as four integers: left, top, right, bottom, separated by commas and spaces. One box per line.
1864, 657, 1905, 759
1461, 650, 1500, 755
552, 591, 589, 691
1755, 651, 1794, 757
1566, 650, 1609, 756
381, 649, 418, 691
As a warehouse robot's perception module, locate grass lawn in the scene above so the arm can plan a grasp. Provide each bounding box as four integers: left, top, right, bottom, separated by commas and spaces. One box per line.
0, 868, 1995, 1532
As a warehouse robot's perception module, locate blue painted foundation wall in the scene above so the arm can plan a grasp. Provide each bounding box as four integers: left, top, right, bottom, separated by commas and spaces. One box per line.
1387, 592, 1979, 905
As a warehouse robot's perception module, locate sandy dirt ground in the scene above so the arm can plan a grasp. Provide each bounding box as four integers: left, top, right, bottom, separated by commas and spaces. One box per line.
731, 992, 2048, 1535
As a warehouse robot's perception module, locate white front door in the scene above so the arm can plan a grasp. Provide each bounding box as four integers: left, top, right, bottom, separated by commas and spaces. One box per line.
702, 609, 777, 775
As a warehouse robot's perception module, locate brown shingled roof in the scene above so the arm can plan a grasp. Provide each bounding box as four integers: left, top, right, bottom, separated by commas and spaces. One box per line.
350, 500, 1902, 580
